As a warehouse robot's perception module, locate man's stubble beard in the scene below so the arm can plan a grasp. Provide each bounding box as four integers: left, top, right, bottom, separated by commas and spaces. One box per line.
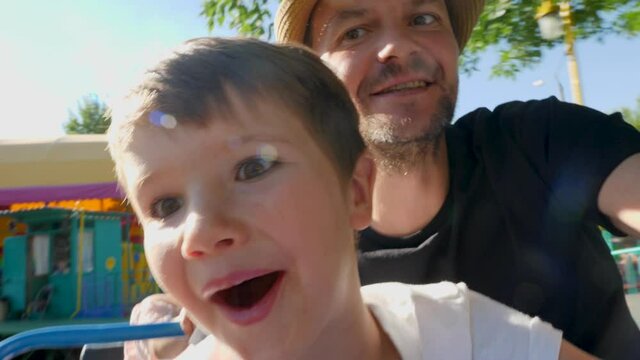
360, 94, 456, 174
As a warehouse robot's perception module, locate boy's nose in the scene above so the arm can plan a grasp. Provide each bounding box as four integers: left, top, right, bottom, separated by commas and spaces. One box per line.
181, 210, 248, 259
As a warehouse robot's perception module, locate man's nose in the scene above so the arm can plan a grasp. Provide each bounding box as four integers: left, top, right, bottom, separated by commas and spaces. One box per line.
180, 208, 248, 259
376, 30, 418, 64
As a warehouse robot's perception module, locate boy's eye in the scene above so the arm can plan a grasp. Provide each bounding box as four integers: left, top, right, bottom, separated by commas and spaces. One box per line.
343, 27, 367, 41
151, 197, 183, 219
236, 156, 279, 181
411, 14, 436, 26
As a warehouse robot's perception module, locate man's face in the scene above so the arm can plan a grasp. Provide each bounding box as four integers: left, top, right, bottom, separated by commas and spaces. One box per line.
310, 0, 459, 163
121, 97, 366, 358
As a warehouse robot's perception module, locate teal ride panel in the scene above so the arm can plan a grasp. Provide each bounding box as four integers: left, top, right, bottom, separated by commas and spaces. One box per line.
2, 236, 27, 315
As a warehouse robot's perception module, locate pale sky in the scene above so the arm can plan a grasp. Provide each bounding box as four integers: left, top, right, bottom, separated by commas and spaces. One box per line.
0, 0, 638, 140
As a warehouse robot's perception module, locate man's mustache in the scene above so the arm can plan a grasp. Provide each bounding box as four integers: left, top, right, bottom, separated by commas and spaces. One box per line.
363, 57, 440, 93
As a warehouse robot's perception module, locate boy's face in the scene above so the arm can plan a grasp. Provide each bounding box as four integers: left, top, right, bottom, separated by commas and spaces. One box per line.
121, 97, 370, 358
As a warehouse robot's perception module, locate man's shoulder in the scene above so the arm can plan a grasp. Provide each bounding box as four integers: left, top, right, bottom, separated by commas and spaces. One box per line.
445, 97, 564, 171
454, 96, 568, 133
448, 96, 623, 164
454, 96, 620, 136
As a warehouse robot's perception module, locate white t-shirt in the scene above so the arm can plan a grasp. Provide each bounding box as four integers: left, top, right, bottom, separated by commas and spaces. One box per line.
165, 281, 563, 359
362, 281, 562, 360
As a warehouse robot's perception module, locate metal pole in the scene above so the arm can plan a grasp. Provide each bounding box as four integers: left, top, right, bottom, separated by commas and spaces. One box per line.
554, 73, 566, 102
560, 2, 584, 105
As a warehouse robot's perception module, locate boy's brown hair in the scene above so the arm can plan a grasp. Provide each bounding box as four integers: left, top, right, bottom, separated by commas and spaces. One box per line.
108, 37, 364, 185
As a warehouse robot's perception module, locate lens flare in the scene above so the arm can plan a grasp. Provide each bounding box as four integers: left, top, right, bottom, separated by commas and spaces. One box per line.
149, 110, 177, 129
160, 114, 177, 129
149, 110, 164, 127
257, 144, 278, 162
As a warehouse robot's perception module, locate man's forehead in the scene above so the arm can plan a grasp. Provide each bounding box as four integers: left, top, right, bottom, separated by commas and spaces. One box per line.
315, 0, 441, 16
312, 0, 445, 27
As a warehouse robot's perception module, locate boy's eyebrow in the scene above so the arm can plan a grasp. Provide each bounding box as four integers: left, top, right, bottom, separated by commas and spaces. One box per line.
132, 134, 291, 191
231, 134, 293, 146
132, 172, 157, 193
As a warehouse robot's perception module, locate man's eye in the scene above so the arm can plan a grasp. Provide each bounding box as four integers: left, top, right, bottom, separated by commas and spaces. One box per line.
412, 14, 436, 26
150, 197, 183, 219
236, 157, 279, 181
343, 27, 367, 41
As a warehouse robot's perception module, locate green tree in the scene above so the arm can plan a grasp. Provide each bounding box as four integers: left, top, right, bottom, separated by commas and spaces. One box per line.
463, 0, 640, 78
64, 94, 111, 134
618, 97, 640, 130
200, 0, 640, 78
202, 0, 273, 38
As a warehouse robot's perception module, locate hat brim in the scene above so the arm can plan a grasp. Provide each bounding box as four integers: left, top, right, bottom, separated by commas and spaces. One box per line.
275, 0, 485, 51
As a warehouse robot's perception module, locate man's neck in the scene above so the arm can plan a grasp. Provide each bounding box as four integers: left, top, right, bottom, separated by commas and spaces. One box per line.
370, 138, 449, 237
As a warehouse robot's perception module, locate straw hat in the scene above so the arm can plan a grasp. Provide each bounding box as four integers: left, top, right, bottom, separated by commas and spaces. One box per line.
275, 0, 485, 51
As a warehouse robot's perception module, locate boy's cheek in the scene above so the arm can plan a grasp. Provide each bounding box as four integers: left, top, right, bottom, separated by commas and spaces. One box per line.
144, 235, 183, 289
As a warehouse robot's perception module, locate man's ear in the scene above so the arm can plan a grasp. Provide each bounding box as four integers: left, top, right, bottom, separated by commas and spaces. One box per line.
349, 151, 376, 230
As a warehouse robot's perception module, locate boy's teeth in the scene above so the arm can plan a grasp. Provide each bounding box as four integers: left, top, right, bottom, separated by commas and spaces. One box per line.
382, 81, 428, 93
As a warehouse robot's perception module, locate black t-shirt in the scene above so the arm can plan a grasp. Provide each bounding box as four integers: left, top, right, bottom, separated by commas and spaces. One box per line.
358, 97, 640, 359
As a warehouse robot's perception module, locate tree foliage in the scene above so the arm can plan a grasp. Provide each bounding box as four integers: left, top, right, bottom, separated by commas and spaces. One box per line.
618, 96, 640, 130
201, 0, 273, 38
200, 0, 640, 78
64, 94, 111, 134
463, 0, 640, 78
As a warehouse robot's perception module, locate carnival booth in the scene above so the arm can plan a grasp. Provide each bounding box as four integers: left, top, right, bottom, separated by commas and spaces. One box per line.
0, 135, 119, 208
0, 136, 155, 333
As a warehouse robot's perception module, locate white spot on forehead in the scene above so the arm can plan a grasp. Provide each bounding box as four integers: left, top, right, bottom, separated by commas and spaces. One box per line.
257, 144, 278, 161
149, 110, 177, 129
160, 114, 177, 129
225, 138, 279, 160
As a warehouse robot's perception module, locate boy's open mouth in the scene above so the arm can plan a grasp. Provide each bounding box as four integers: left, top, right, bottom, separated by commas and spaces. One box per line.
212, 271, 282, 308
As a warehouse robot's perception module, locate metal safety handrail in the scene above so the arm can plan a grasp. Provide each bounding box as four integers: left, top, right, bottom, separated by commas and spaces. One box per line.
0, 322, 183, 360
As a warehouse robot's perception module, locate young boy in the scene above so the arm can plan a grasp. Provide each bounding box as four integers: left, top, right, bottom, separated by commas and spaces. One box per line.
109, 37, 595, 359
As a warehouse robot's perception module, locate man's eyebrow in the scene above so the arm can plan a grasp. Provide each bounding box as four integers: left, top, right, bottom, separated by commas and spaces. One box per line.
324, 0, 438, 28
411, 0, 438, 6
326, 7, 369, 28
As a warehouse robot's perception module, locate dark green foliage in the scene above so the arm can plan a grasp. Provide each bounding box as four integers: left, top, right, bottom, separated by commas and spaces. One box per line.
618, 96, 640, 130
463, 0, 640, 78
201, 0, 273, 38
64, 94, 111, 134
200, 0, 640, 78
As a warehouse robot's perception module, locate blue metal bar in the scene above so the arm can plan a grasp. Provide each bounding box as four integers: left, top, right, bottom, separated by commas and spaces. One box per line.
0, 322, 183, 360
611, 246, 640, 256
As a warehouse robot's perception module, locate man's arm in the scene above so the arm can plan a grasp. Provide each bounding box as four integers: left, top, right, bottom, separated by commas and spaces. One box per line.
598, 153, 640, 237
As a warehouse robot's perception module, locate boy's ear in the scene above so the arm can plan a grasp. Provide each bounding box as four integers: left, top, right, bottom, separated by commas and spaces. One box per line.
348, 151, 376, 230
